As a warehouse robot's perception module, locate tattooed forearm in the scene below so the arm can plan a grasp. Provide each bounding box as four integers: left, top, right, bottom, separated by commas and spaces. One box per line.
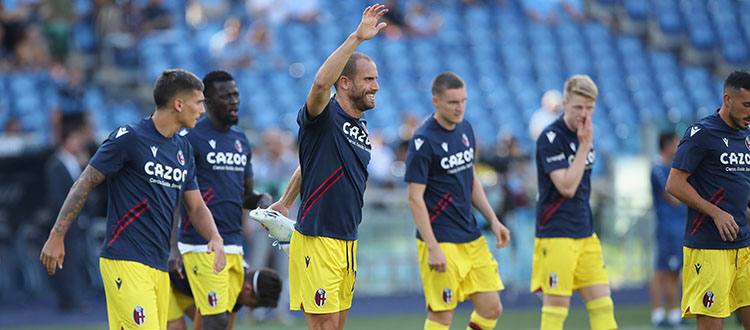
51, 165, 106, 236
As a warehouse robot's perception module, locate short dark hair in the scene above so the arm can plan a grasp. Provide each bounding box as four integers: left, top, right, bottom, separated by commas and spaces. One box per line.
431, 72, 465, 96
202, 70, 235, 98
153, 69, 204, 109
724, 70, 750, 93
658, 131, 677, 152
249, 268, 282, 308
61, 113, 86, 142
333, 52, 374, 91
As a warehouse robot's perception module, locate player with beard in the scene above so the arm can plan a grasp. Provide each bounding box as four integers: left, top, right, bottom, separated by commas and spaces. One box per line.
168, 70, 271, 330
40, 69, 226, 330
666, 70, 750, 329
266, 4, 388, 330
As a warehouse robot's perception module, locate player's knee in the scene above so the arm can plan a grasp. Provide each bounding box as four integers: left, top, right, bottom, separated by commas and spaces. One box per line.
201, 311, 230, 330
166, 318, 187, 330
478, 303, 502, 320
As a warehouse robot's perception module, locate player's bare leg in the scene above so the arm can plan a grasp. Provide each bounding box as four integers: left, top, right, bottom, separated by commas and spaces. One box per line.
541, 294, 570, 330
304, 311, 345, 330
737, 306, 750, 330
426, 309, 453, 329
696, 315, 724, 330
469, 291, 502, 329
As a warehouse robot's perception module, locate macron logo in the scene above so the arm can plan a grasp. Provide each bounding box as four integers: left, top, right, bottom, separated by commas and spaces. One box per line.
691, 126, 701, 137
209, 140, 216, 149
115, 127, 128, 138
415, 138, 424, 151
546, 131, 556, 144
441, 142, 449, 152
723, 138, 729, 148
150, 146, 158, 157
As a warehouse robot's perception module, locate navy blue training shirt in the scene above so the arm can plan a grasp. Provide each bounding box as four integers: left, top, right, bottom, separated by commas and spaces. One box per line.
178, 117, 253, 247
404, 116, 481, 243
651, 159, 687, 234
535, 116, 596, 238
672, 111, 750, 249
90, 117, 198, 271
296, 97, 371, 240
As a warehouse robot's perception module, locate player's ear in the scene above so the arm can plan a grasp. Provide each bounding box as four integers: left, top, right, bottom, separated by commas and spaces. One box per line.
432, 95, 438, 107
339, 75, 351, 91
172, 96, 184, 112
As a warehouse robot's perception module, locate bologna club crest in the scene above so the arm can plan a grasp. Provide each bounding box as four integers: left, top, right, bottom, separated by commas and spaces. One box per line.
442, 287, 453, 304
745, 136, 750, 151
462, 133, 470, 147
234, 139, 243, 152
177, 150, 185, 166
314, 288, 327, 307
549, 272, 558, 289
208, 291, 219, 308
133, 305, 146, 326
703, 291, 715, 308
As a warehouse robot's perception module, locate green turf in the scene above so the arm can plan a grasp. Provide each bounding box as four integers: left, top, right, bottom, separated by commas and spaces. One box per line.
5, 305, 747, 330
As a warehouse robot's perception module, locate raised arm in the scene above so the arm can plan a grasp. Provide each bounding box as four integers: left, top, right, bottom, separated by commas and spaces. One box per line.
305, 4, 387, 118
182, 190, 226, 273
666, 168, 738, 241
40, 164, 106, 275
549, 112, 592, 197
471, 170, 510, 248
269, 166, 301, 217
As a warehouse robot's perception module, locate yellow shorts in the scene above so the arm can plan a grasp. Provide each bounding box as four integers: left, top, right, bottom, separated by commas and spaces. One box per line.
417, 236, 504, 312
99, 257, 169, 330
182, 252, 244, 316
289, 230, 357, 314
530, 234, 609, 296
167, 286, 194, 321
682, 246, 750, 319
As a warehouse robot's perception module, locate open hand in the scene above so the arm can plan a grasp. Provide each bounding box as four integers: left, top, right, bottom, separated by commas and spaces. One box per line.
354, 4, 388, 41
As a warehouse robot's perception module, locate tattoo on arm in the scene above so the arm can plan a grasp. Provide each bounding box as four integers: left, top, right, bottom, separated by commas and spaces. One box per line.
52, 165, 105, 236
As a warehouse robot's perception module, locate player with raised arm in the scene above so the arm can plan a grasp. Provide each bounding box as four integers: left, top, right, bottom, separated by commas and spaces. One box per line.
261, 5, 388, 330
666, 70, 750, 330
169, 70, 271, 330
405, 72, 511, 330
531, 75, 617, 330
40, 69, 226, 330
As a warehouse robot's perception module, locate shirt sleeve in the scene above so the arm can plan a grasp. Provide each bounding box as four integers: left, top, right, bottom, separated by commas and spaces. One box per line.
537, 129, 568, 174
404, 135, 432, 184
672, 126, 706, 174
297, 100, 331, 127
89, 128, 129, 176
183, 142, 199, 191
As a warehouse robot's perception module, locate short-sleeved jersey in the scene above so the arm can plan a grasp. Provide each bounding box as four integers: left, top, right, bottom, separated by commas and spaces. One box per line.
404, 116, 481, 243
534, 116, 595, 238
177, 118, 253, 247
671, 111, 750, 249
296, 97, 371, 240
90, 117, 198, 271
651, 159, 687, 234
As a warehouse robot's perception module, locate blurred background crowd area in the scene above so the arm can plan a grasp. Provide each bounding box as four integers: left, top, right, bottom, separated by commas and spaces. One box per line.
1, 0, 749, 320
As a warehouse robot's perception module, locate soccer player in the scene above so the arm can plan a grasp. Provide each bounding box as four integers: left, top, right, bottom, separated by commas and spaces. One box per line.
649, 131, 687, 327
532, 75, 617, 330
666, 70, 750, 330
40, 69, 227, 330
167, 267, 282, 330
404, 72, 511, 330
170, 70, 270, 330
267, 4, 388, 330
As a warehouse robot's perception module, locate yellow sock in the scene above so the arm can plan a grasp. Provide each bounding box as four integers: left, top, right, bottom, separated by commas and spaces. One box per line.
541, 306, 568, 330
586, 296, 618, 330
467, 310, 497, 330
425, 318, 449, 330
